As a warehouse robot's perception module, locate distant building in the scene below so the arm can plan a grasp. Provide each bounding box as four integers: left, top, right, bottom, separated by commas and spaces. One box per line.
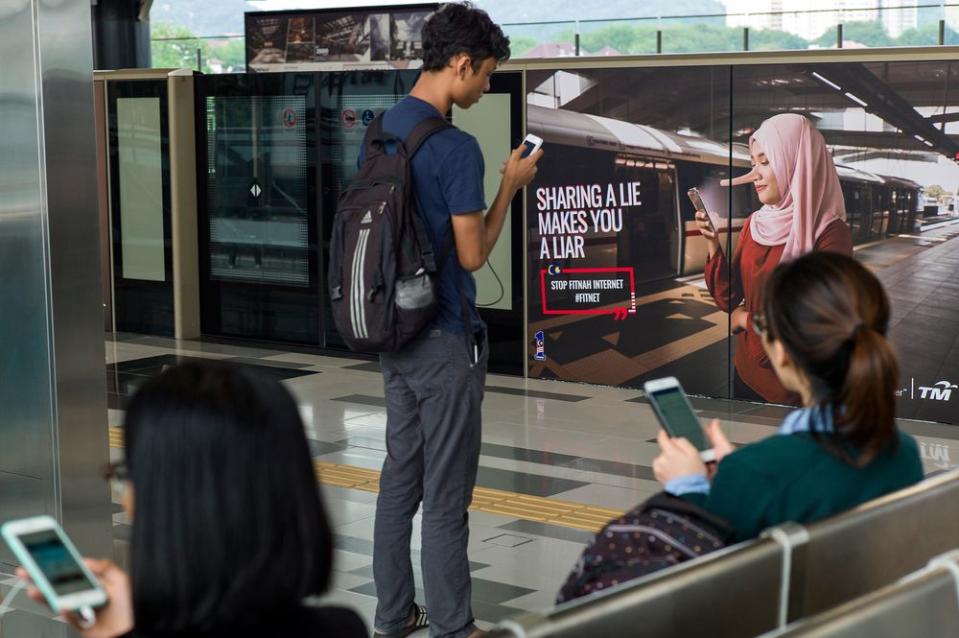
521, 43, 580, 58
946, 6, 959, 32
722, 0, 917, 40
592, 46, 623, 57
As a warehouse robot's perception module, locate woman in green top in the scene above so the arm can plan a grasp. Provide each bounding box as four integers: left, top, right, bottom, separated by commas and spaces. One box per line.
653, 251, 923, 542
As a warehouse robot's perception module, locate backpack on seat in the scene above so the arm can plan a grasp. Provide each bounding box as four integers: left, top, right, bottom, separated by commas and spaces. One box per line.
328, 114, 451, 352
557, 492, 734, 603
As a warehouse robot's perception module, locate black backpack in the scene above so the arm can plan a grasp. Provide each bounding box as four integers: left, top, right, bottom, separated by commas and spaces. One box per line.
328, 114, 451, 352
557, 492, 734, 603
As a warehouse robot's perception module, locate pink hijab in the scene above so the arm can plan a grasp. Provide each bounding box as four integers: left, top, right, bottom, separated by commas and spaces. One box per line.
748, 114, 846, 262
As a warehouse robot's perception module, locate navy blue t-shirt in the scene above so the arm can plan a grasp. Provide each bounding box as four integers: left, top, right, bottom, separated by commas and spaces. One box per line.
375, 96, 487, 334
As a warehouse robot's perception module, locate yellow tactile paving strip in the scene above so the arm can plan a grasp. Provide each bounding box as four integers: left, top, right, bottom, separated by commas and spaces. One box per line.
109, 427, 623, 532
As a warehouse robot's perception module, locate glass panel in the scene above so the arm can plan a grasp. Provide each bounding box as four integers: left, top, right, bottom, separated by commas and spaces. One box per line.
453, 94, 513, 311
150, 28, 204, 72
117, 97, 166, 282
502, 21, 577, 59
946, 5, 959, 45
660, 15, 739, 54
577, 18, 657, 56
743, 9, 812, 52
205, 95, 309, 286
196, 73, 319, 345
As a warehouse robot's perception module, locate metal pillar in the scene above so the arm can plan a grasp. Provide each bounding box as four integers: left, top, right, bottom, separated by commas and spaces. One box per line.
91, 0, 152, 69
0, 0, 113, 559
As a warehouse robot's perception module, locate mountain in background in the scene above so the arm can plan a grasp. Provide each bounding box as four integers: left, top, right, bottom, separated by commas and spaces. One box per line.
149, 0, 726, 36
150, 0, 253, 35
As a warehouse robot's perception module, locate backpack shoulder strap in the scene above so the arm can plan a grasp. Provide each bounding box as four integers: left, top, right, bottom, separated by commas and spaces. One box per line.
404, 117, 453, 158
363, 113, 394, 157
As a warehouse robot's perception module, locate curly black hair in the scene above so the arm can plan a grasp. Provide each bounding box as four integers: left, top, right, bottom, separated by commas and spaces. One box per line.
421, 2, 511, 72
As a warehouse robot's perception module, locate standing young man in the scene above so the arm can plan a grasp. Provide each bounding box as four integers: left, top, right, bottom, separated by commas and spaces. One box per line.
371, 4, 542, 638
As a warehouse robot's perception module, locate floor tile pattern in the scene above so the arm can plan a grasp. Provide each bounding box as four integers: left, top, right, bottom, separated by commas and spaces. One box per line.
8, 329, 957, 633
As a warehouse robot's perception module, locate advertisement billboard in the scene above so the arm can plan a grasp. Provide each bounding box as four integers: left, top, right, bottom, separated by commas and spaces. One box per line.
526, 60, 959, 425
246, 5, 438, 73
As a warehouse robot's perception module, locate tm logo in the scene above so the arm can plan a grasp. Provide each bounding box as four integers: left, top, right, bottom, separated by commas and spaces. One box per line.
920, 441, 953, 470
918, 380, 958, 402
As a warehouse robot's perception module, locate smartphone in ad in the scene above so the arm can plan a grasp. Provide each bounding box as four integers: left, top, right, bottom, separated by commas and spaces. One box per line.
1, 516, 107, 614
644, 376, 716, 463
687, 187, 717, 234
521, 133, 543, 158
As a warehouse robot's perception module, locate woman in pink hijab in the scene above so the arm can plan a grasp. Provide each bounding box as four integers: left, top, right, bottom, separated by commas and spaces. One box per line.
698, 113, 853, 404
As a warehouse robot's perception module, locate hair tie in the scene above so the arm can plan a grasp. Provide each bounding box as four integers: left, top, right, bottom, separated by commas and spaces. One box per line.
850, 322, 868, 341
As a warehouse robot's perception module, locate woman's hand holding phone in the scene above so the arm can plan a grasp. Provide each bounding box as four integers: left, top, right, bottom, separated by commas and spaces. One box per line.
694, 211, 721, 259
653, 419, 735, 486
653, 430, 707, 484
18, 559, 134, 638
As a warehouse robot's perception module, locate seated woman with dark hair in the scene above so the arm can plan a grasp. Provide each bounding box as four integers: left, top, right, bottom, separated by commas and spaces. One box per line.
654, 251, 924, 541
21, 361, 366, 638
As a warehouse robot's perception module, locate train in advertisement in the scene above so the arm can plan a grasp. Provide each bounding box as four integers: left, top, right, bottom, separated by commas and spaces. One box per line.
527, 104, 923, 279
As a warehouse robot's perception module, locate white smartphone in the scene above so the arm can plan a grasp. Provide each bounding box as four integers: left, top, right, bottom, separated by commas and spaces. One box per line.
644, 376, 716, 463
521, 133, 543, 158
687, 188, 717, 233
1, 516, 107, 614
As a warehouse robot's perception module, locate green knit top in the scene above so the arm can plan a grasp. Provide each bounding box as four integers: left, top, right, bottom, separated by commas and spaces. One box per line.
682, 429, 924, 542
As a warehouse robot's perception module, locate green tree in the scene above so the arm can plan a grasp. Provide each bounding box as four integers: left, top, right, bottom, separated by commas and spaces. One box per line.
815, 20, 893, 47
579, 24, 659, 55
573, 22, 812, 55
151, 22, 210, 72
509, 36, 539, 58
925, 184, 946, 201
660, 24, 741, 53
897, 23, 957, 46
210, 37, 246, 72
748, 28, 809, 51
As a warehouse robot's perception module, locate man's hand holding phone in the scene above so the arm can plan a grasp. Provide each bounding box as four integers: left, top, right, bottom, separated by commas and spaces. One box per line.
500, 135, 543, 193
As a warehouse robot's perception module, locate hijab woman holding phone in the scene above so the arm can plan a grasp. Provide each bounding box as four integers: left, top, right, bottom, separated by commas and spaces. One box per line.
697, 114, 853, 404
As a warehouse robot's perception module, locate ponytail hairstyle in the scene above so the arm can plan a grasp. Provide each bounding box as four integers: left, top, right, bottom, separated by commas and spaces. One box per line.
761, 251, 899, 465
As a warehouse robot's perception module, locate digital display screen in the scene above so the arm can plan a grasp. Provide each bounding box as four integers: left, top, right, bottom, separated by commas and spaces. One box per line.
246, 5, 439, 73
650, 387, 707, 451
21, 530, 95, 596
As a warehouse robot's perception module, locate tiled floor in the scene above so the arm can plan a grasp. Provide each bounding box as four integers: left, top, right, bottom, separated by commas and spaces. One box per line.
5, 332, 958, 633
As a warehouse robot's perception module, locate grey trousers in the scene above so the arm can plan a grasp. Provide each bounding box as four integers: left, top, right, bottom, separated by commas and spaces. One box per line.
373, 328, 487, 638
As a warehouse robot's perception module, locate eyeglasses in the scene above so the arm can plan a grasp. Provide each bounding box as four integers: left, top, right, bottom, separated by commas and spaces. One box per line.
753, 312, 767, 337
102, 461, 129, 495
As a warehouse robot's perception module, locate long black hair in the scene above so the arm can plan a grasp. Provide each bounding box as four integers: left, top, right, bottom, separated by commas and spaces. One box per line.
123, 361, 331, 636
762, 251, 899, 465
